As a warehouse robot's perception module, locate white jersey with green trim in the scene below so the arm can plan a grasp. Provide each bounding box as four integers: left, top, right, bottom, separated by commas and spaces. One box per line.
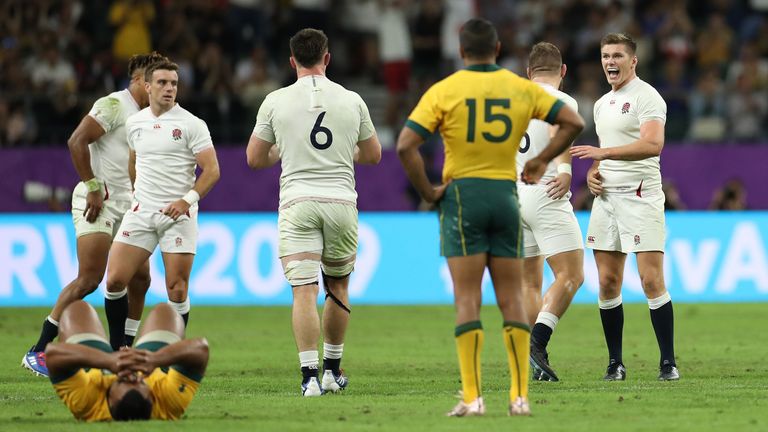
252, 75, 376, 208
593, 77, 666, 195
86, 89, 140, 201
516, 83, 578, 184
126, 104, 213, 210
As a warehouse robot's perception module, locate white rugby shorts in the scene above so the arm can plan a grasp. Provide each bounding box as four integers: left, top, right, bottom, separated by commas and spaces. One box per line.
71, 182, 131, 239
113, 202, 198, 254
519, 184, 583, 258
586, 191, 666, 253
278, 200, 358, 261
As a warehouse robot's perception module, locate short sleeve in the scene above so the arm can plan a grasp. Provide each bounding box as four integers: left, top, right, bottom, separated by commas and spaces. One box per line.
528, 82, 563, 124
252, 94, 276, 143
187, 118, 214, 155
637, 89, 667, 125
357, 94, 376, 141
147, 368, 200, 420
52, 369, 106, 419
88, 96, 123, 134
406, 85, 442, 140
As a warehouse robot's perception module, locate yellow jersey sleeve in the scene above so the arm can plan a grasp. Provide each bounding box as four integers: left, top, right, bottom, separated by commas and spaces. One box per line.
528, 81, 565, 124
52, 369, 114, 422
146, 367, 201, 420
406, 84, 442, 139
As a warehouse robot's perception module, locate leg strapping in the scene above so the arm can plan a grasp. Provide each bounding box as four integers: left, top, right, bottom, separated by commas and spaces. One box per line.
322, 272, 351, 314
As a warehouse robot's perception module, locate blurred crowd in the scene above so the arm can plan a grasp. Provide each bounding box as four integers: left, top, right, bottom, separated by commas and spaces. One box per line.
1, 0, 768, 148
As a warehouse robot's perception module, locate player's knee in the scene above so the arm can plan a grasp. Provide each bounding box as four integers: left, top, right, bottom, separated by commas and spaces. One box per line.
284, 259, 321, 287
166, 280, 188, 302
61, 300, 92, 322
560, 268, 584, 294
598, 273, 621, 291
105, 277, 127, 294
640, 270, 664, 294
73, 275, 102, 297
129, 272, 152, 293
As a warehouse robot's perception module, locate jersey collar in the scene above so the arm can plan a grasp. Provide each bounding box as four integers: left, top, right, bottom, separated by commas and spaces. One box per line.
465, 64, 501, 72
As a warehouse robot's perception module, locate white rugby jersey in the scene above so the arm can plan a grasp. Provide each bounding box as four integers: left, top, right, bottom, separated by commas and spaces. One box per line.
516, 83, 578, 184
593, 77, 666, 195
253, 75, 376, 208
86, 89, 140, 201
126, 104, 213, 210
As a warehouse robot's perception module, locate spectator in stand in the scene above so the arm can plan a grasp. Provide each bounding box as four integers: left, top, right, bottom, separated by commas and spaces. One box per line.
695, 13, 734, 73
687, 68, 726, 142
411, 0, 444, 95
378, 0, 412, 144
726, 43, 768, 91
662, 181, 686, 211
726, 73, 768, 142
109, 0, 155, 61
710, 178, 748, 210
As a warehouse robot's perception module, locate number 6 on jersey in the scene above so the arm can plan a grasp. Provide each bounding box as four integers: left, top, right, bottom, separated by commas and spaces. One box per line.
310, 111, 333, 150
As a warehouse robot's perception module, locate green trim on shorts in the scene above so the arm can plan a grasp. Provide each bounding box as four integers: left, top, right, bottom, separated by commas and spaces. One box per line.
454, 185, 467, 256
455, 320, 483, 337
503, 321, 531, 332
135, 341, 169, 353
439, 178, 522, 257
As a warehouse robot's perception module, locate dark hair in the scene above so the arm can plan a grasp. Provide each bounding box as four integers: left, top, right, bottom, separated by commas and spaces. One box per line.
144, 60, 180, 83
127, 51, 169, 79
459, 18, 499, 59
528, 42, 562, 76
600, 33, 637, 55
111, 389, 152, 421
289, 28, 328, 68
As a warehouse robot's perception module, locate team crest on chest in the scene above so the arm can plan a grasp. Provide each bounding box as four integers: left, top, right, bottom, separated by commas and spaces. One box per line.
621, 102, 631, 114
172, 128, 182, 141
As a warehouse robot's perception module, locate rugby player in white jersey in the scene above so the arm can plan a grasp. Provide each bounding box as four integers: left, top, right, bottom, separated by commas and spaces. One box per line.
22, 53, 168, 377
246, 28, 382, 397
517, 42, 584, 382
571, 33, 679, 381
104, 60, 220, 350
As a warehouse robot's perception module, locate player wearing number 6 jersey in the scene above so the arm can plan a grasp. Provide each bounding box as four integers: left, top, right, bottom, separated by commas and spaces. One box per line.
397, 19, 584, 417
517, 43, 584, 383
246, 28, 382, 397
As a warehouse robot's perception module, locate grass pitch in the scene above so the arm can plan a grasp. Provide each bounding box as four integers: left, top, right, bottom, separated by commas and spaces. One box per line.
1, 303, 766, 431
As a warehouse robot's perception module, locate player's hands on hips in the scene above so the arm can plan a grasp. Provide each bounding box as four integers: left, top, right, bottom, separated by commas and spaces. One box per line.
425, 181, 451, 204
162, 199, 191, 220
546, 173, 572, 199
521, 157, 546, 184
570, 145, 607, 161
587, 168, 603, 196
84, 190, 104, 223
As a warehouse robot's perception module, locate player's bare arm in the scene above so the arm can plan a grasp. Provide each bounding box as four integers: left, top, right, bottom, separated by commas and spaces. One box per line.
45, 343, 146, 378
138, 337, 209, 376
128, 150, 137, 188
245, 135, 280, 169
522, 104, 584, 184
354, 135, 382, 165
545, 126, 574, 199
163, 147, 221, 220
586, 160, 603, 196
571, 120, 664, 161
68, 115, 107, 223
396, 127, 449, 203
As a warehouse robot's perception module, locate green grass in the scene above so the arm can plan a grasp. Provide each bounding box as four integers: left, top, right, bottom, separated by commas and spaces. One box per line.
1, 304, 767, 431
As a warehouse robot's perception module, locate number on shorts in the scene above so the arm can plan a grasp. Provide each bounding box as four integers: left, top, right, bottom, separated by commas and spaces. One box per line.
310, 111, 333, 150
